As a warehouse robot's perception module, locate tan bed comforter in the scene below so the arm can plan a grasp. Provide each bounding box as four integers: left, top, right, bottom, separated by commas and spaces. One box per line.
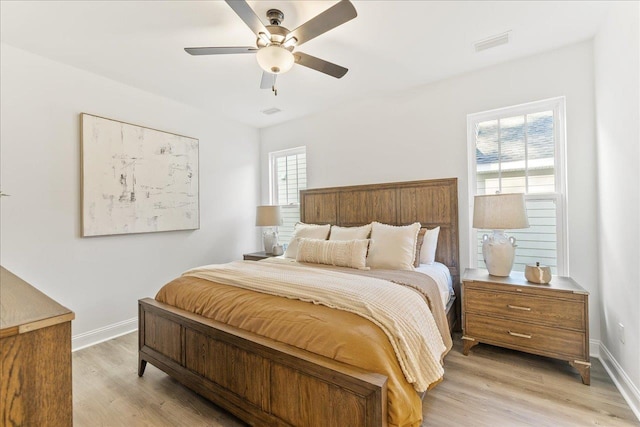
156, 260, 452, 427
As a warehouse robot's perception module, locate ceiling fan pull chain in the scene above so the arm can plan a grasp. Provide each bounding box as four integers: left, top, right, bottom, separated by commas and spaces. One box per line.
272, 85, 278, 96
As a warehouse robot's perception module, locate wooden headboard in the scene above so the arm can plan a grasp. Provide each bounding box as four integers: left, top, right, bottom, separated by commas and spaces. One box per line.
300, 178, 460, 283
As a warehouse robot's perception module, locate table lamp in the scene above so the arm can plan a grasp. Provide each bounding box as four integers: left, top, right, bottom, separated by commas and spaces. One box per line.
473, 193, 529, 276
255, 205, 282, 254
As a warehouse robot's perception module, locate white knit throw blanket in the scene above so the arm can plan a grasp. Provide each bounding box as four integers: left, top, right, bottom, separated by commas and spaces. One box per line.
183, 261, 446, 392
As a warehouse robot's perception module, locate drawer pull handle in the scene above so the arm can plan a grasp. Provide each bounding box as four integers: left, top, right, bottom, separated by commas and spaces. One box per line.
507, 304, 531, 311
508, 331, 532, 339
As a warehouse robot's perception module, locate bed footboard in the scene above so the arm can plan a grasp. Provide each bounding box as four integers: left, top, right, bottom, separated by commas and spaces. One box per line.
138, 298, 388, 427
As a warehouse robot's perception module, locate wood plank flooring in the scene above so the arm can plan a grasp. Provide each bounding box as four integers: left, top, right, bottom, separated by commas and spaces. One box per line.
73, 332, 639, 426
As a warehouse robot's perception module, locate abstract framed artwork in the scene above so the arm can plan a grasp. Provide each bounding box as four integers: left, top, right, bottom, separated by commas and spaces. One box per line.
81, 113, 199, 237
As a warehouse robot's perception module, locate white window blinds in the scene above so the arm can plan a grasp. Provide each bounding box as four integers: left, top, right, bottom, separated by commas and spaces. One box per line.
269, 147, 307, 245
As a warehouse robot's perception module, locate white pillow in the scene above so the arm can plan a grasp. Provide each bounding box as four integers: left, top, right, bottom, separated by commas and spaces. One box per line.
366, 222, 421, 270
284, 223, 331, 259
296, 238, 370, 270
329, 224, 371, 241
419, 226, 440, 265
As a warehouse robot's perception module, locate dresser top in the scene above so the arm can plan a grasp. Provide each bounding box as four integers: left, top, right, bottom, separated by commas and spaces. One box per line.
0, 267, 74, 337
463, 268, 588, 295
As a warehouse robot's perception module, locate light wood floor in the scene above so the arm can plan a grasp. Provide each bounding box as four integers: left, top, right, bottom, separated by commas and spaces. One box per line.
73, 332, 639, 426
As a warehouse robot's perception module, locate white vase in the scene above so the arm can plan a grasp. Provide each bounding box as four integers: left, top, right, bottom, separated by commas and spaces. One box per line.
482, 230, 517, 277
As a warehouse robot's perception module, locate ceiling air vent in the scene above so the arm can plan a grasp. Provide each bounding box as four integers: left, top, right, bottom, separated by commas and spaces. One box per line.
261, 107, 282, 115
474, 31, 511, 52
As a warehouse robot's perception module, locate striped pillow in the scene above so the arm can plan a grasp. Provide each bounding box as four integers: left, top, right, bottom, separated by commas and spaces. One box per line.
284, 223, 331, 259
296, 238, 370, 270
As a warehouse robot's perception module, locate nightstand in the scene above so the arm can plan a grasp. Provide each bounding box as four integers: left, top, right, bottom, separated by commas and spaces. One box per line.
461, 268, 590, 385
243, 251, 278, 261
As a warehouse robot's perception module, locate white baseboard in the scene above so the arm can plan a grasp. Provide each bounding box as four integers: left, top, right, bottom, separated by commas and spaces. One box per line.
589, 339, 601, 358
72, 317, 138, 352
599, 343, 640, 421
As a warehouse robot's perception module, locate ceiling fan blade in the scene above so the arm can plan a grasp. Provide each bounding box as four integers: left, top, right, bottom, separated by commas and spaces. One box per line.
287, 0, 357, 47
225, 0, 271, 38
184, 47, 257, 55
260, 72, 277, 89
294, 52, 348, 78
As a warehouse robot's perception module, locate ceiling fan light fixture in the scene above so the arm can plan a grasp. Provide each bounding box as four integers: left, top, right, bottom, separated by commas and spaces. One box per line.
256, 45, 294, 74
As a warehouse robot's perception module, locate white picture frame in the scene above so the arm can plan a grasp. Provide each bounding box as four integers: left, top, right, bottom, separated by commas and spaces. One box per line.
81, 113, 199, 237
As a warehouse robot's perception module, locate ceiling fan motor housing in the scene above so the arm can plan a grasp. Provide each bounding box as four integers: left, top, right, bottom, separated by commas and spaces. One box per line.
256, 25, 292, 50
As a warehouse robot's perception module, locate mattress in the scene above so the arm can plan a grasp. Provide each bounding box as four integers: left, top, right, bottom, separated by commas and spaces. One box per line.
415, 262, 454, 307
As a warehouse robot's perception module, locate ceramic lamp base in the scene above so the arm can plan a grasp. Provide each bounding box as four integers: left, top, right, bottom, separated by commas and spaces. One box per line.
263, 229, 278, 254
482, 230, 517, 277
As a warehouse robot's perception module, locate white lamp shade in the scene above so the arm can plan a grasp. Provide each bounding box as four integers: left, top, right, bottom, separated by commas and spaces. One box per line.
256, 46, 295, 74
256, 205, 282, 227
473, 193, 529, 230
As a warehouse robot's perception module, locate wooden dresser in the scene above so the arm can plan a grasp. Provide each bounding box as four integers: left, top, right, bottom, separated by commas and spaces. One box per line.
461, 268, 590, 385
0, 267, 75, 426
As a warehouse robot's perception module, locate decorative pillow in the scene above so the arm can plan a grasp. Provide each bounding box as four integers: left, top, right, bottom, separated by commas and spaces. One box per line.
284, 223, 331, 259
419, 226, 440, 265
366, 222, 421, 270
296, 238, 370, 270
329, 224, 372, 241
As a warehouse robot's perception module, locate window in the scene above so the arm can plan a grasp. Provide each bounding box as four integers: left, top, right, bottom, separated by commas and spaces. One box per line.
269, 147, 307, 245
467, 97, 567, 274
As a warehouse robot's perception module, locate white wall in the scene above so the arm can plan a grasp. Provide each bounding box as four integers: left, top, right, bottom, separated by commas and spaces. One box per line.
0, 44, 261, 344
260, 41, 601, 343
594, 1, 640, 416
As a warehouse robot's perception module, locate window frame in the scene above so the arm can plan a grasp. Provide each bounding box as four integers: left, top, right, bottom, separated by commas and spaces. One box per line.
466, 97, 568, 275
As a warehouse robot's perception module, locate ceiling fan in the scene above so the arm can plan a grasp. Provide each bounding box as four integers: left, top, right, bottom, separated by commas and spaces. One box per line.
185, 0, 357, 95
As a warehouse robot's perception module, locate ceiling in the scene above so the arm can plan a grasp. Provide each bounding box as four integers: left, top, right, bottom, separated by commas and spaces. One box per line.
0, 1, 612, 128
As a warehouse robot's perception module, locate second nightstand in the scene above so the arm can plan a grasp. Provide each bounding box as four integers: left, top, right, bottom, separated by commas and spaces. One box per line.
461, 268, 590, 385
243, 251, 278, 261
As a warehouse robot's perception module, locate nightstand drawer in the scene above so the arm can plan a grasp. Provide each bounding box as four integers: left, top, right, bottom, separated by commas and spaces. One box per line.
464, 288, 585, 330
465, 313, 586, 360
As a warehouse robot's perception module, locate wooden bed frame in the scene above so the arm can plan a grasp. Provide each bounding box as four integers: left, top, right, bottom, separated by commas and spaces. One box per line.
139, 178, 459, 427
